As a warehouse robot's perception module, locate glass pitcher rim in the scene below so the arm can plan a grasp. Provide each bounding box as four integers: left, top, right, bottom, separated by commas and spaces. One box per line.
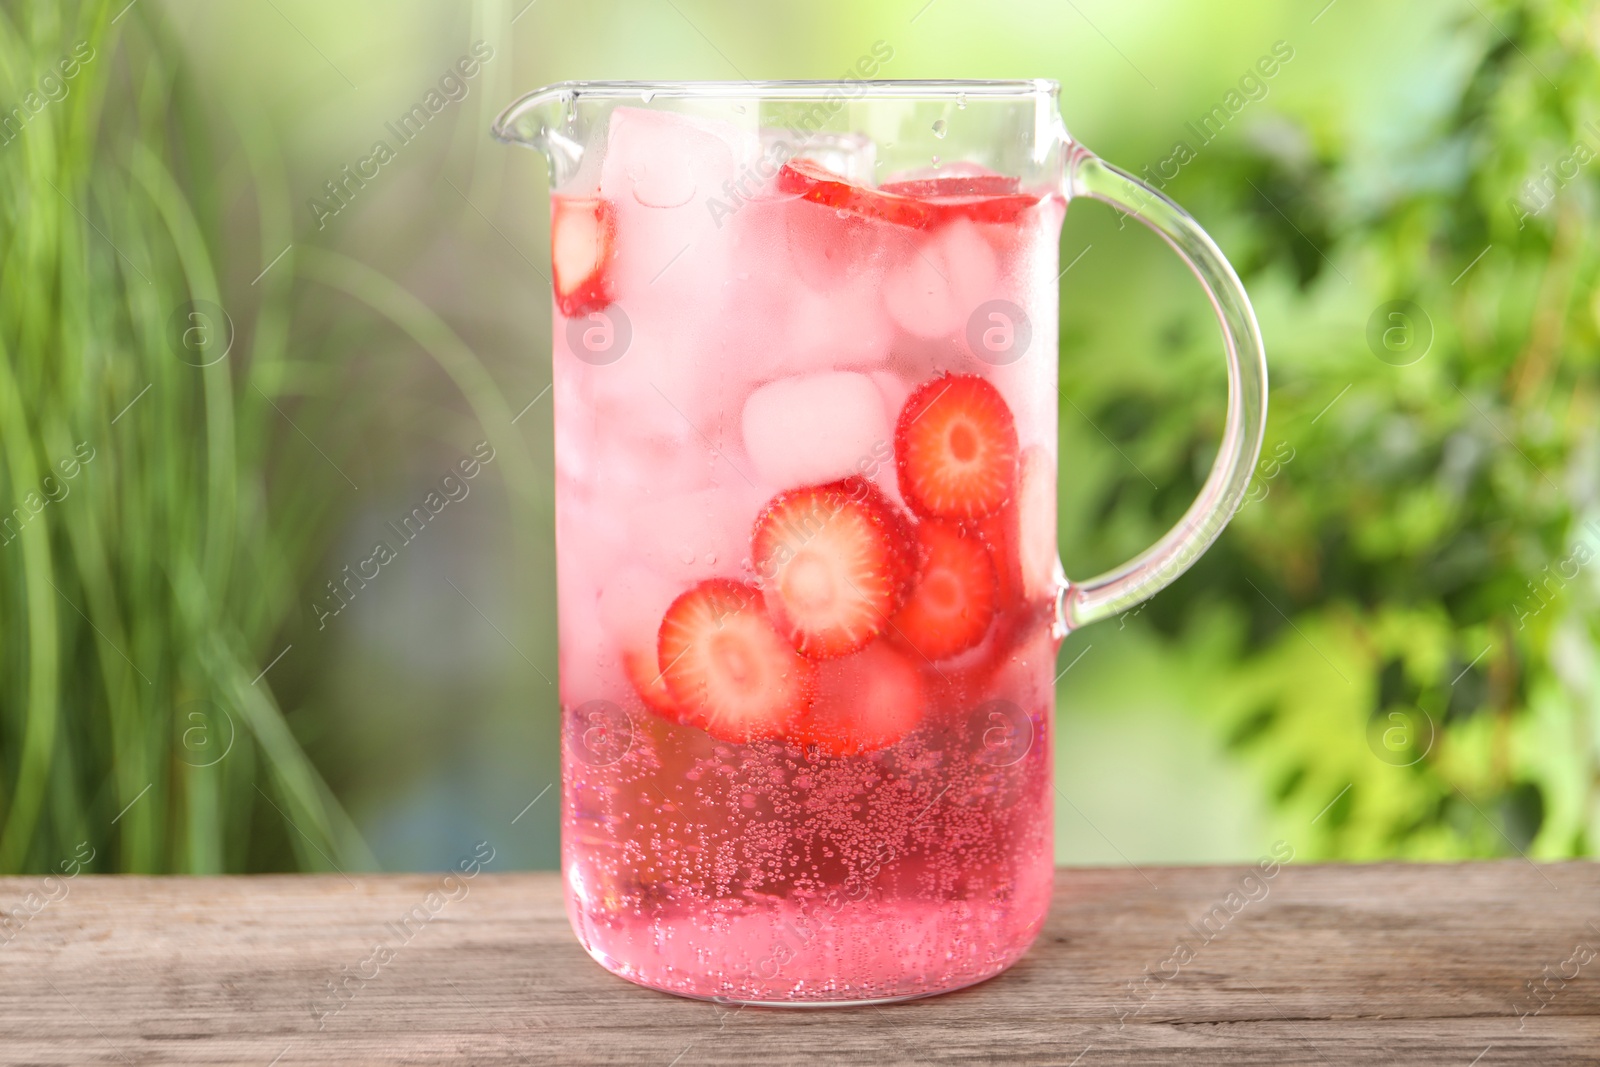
493, 79, 1063, 143
505, 78, 1059, 101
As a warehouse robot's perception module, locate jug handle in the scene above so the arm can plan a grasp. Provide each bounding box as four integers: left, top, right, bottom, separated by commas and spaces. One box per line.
1056, 147, 1269, 630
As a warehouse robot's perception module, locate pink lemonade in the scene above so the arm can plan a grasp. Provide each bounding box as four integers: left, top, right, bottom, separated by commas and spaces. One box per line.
551, 106, 1066, 1003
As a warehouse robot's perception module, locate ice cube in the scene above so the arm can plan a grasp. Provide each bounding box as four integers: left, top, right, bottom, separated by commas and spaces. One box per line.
782, 284, 894, 375
562, 356, 715, 495
1014, 445, 1060, 603
593, 108, 766, 426
784, 195, 900, 293
741, 371, 892, 490
598, 108, 755, 302
976, 216, 1061, 453
601, 106, 760, 210
698, 245, 799, 386
555, 535, 624, 704
867, 371, 912, 509
871, 369, 911, 428
626, 483, 767, 586
882, 219, 1000, 339
597, 564, 682, 654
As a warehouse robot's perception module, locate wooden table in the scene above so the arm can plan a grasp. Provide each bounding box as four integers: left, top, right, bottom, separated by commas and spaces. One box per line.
1, 863, 1596, 1065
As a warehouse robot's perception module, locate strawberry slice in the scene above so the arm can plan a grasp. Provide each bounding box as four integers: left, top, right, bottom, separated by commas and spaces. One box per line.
879, 174, 1040, 225
1014, 445, 1059, 603
890, 520, 998, 662
976, 507, 1023, 612
880, 175, 1022, 197
978, 448, 1059, 608
780, 159, 1044, 230
623, 645, 691, 726
550, 195, 616, 318
795, 640, 926, 756
895, 374, 1019, 521
752, 478, 915, 659
657, 579, 815, 744
778, 158, 933, 229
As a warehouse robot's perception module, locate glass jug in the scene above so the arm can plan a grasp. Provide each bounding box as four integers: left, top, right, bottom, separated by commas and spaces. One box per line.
493, 79, 1266, 1005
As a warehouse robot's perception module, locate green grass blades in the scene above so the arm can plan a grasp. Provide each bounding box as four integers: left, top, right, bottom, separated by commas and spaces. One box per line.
0, 2, 372, 873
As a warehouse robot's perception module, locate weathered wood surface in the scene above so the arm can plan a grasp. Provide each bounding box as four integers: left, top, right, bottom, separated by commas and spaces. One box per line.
1, 862, 1597, 1065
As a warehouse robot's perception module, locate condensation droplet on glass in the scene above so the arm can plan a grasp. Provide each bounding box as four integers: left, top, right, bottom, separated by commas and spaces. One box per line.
704, 553, 717, 565
679, 549, 697, 565
931, 155, 941, 168
732, 103, 746, 114
956, 93, 967, 110
932, 118, 947, 139
641, 89, 657, 103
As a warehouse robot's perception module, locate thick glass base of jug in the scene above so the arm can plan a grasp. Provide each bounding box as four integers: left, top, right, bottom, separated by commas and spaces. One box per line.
567, 893, 1050, 1005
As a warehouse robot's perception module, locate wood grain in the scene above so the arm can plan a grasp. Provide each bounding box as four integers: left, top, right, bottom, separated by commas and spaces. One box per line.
1, 862, 1597, 1065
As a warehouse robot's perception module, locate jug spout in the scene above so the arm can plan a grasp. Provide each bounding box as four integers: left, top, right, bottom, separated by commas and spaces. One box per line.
492, 85, 585, 186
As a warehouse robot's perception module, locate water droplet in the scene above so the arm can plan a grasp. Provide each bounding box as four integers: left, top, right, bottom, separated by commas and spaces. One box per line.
956, 93, 967, 110
679, 549, 696, 565
932, 118, 947, 139
931, 155, 942, 168
732, 103, 746, 114
641, 89, 657, 103
704, 553, 718, 565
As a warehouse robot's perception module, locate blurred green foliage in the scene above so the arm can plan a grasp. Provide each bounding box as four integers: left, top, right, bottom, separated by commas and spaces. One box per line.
1, 0, 1596, 871
1062, 0, 1600, 860
0, 1, 379, 872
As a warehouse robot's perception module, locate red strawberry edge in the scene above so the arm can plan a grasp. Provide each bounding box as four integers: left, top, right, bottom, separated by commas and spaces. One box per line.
623, 645, 691, 726
794, 639, 927, 757
551, 195, 616, 318
778, 159, 1044, 230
